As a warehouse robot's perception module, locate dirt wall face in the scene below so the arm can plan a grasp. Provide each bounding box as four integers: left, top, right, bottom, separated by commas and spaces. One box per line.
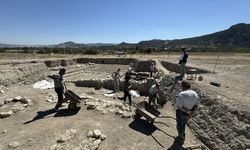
159, 75, 250, 150
0, 63, 49, 87
44, 59, 76, 68
134, 60, 152, 72
76, 58, 136, 65
161, 61, 210, 74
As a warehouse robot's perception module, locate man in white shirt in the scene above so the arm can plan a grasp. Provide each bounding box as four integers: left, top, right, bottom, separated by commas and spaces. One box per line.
175, 80, 199, 145
148, 83, 160, 108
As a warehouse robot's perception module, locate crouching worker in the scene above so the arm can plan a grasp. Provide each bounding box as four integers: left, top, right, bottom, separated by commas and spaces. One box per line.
48, 68, 66, 110
175, 80, 199, 146
148, 83, 160, 108
123, 76, 132, 106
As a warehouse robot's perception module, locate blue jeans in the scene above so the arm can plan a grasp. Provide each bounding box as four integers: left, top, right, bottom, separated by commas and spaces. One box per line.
176, 109, 190, 139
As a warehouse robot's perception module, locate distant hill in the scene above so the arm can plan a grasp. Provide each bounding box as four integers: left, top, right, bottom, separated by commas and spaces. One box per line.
1, 23, 250, 49
119, 23, 250, 48
168, 23, 250, 47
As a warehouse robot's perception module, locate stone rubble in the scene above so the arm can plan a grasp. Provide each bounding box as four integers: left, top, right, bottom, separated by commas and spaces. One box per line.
8, 142, 20, 149
50, 129, 106, 150
160, 75, 250, 150
84, 97, 134, 119
57, 129, 77, 143
0, 96, 33, 118
0, 110, 13, 118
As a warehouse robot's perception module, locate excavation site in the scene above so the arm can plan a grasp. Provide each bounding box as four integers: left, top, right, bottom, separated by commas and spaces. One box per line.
0, 54, 249, 150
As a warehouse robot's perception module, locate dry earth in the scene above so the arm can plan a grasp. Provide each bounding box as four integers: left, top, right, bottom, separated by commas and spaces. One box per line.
0, 53, 249, 150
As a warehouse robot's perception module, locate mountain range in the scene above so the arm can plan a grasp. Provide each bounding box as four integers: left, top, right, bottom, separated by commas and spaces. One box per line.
1, 23, 250, 48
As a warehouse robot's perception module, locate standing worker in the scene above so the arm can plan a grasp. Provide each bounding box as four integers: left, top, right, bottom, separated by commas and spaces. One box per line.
170, 48, 189, 92
48, 68, 66, 110
112, 68, 121, 92
148, 83, 160, 108
149, 61, 155, 78
178, 47, 189, 80
175, 80, 199, 146
123, 76, 132, 106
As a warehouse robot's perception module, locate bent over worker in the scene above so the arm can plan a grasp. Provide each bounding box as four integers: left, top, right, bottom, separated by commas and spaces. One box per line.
48, 68, 66, 110
175, 80, 199, 145
148, 83, 160, 108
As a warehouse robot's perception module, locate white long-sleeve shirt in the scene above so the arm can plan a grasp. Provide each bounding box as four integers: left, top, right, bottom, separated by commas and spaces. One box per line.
176, 89, 199, 110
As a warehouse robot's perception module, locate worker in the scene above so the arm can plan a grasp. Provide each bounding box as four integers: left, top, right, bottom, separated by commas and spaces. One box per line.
123, 76, 132, 106
178, 47, 189, 79
149, 61, 156, 78
48, 68, 66, 110
112, 68, 121, 92
175, 80, 199, 146
148, 83, 160, 108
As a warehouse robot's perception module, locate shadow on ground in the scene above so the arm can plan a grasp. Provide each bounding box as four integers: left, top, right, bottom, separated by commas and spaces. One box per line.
129, 118, 157, 136
23, 107, 81, 124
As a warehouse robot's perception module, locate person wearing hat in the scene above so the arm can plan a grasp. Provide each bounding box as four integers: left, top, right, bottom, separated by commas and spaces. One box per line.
48, 68, 66, 110
148, 83, 160, 108
178, 47, 189, 80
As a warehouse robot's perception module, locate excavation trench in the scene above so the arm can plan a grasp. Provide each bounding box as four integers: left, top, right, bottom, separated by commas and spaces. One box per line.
1, 57, 248, 150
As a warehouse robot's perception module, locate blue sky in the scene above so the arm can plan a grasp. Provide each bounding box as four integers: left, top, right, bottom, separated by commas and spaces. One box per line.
0, 0, 250, 45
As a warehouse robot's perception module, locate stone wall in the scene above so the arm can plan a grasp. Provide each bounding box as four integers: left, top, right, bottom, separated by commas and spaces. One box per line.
72, 78, 157, 96
76, 58, 136, 65
0, 63, 49, 87
44, 59, 77, 68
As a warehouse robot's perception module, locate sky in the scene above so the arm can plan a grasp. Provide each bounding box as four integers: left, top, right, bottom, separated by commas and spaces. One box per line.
0, 0, 250, 45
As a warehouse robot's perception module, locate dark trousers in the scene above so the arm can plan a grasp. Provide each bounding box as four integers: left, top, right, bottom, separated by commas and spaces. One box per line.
55, 87, 64, 108
176, 109, 190, 140
123, 91, 132, 106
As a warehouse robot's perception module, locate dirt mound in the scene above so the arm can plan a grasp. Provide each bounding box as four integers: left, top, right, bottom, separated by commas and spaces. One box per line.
159, 75, 250, 150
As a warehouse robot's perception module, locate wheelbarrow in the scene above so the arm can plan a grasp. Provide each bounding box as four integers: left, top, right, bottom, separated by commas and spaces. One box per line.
133, 101, 161, 125
63, 84, 81, 110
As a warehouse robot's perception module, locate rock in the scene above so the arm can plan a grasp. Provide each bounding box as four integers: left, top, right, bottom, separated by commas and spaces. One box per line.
198, 75, 203, 81
210, 81, 221, 87
46, 99, 56, 103
4, 98, 13, 104
12, 103, 25, 113
13, 96, 24, 102
87, 103, 96, 110
100, 134, 106, 141
0, 110, 13, 118
0, 90, 4, 94
87, 131, 94, 138
121, 113, 132, 118
2, 130, 7, 133
102, 110, 108, 114
57, 129, 76, 143
89, 144, 99, 150
95, 106, 104, 111
93, 139, 102, 145
105, 102, 112, 107
0, 102, 3, 107
8, 142, 19, 148
93, 129, 101, 138
115, 110, 124, 115
21, 98, 32, 105
49, 143, 58, 150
